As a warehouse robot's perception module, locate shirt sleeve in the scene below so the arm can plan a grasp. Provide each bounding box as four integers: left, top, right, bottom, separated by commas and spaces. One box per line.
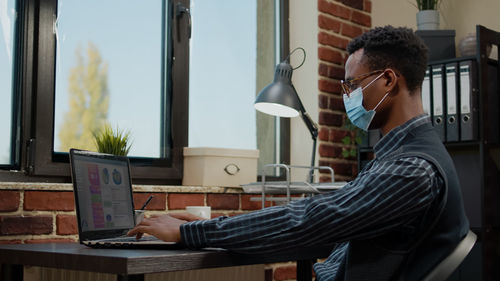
180, 157, 443, 254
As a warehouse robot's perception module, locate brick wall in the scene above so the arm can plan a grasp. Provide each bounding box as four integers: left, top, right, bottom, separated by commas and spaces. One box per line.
317, 0, 372, 182
0, 184, 298, 281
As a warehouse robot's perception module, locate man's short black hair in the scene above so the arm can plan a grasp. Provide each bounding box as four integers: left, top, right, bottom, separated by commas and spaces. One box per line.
347, 26, 428, 93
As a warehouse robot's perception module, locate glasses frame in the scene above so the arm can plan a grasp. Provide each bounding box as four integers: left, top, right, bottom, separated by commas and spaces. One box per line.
341, 69, 384, 96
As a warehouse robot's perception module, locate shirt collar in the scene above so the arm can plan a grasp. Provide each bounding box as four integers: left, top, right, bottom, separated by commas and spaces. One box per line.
373, 114, 431, 159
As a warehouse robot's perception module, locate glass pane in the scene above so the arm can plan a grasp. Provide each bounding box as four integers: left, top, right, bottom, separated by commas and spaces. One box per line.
54, 0, 165, 158
0, 0, 16, 165
189, 0, 278, 169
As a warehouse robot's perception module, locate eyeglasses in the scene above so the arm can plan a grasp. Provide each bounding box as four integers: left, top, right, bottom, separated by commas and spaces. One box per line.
341, 70, 384, 96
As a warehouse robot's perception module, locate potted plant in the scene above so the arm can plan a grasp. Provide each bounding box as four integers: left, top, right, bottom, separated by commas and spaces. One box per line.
93, 124, 132, 156
415, 0, 441, 30
341, 119, 366, 159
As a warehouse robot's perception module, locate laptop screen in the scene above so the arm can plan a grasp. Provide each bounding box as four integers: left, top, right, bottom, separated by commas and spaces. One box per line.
71, 151, 135, 232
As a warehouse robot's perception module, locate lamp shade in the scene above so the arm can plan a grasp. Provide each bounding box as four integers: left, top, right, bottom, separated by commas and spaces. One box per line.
254, 62, 302, 118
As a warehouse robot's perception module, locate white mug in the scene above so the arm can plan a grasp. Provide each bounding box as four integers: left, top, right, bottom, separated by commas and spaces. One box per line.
134, 210, 145, 225
186, 206, 211, 220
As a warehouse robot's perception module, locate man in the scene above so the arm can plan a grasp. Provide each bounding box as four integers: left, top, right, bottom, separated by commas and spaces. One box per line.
128, 26, 469, 281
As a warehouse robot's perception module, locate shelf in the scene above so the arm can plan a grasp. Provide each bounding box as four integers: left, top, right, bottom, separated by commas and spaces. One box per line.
242, 181, 347, 194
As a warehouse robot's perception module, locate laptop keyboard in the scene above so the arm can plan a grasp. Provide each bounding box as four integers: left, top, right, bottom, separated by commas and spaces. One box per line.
96, 235, 160, 243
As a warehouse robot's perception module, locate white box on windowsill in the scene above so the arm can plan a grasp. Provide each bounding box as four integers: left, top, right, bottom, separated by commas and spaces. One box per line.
182, 147, 259, 187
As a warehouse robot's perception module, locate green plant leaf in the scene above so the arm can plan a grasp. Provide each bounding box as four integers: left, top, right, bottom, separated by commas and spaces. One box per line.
342, 136, 351, 145
342, 149, 350, 158
93, 124, 132, 156
416, 0, 441, 10
350, 148, 357, 157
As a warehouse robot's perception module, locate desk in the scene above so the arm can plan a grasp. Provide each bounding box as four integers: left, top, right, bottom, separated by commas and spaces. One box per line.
0, 243, 330, 281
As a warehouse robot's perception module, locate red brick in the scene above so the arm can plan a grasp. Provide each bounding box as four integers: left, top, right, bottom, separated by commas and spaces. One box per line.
329, 96, 345, 111
274, 265, 297, 281
319, 112, 343, 127
352, 163, 359, 176
364, 0, 372, 12
351, 10, 371, 27
318, 47, 344, 64
341, 22, 364, 38
267, 195, 299, 207
318, 94, 329, 109
318, 79, 342, 94
319, 144, 343, 158
318, 14, 341, 33
330, 162, 356, 176
0, 216, 52, 235
241, 195, 271, 210
320, 175, 332, 183
56, 215, 78, 235
207, 194, 239, 210
25, 239, 75, 244
327, 65, 345, 80
319, 127, 330, 141
318, 32, 349, 50
210, 212, 226, 219
0, 191, 20, 212
319, 63, 329, 77
227, 212, 247, 217
133, 193, 166, 210
330, 128, 349, 142
24, 191, 74, 211
167, 193, 205, 210
318, 0, 351, 20
341, 0, 363, 10
0, 240, 22, 244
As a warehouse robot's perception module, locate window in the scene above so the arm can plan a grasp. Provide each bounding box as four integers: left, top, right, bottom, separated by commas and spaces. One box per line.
0, 0, 17, 166
53, 0, 165, 158
189, 0, 289, 174
1, 0, 289, 182
1, 0, 189, 183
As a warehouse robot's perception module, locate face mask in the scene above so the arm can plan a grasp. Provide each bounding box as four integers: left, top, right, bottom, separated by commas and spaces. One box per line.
343, 72, 390, 131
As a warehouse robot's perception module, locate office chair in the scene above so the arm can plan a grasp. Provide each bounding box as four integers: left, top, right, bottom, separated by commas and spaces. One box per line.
422, 230, 477, 281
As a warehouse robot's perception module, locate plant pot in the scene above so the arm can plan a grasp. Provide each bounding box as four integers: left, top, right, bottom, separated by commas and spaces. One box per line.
417, 10, 440, 30
458, 32, 492, 57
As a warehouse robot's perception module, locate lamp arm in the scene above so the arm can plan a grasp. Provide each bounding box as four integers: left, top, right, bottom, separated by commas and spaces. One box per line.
301, 110, 318, 183
290, 85, 319, 183
291, 84, 319, 140
300, 111, 319, 141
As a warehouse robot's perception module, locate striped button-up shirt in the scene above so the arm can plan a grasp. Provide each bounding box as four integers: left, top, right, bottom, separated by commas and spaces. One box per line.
180, 115, 443, 281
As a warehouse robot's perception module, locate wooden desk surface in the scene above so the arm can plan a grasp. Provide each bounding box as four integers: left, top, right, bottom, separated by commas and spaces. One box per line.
0, 243, 331, 275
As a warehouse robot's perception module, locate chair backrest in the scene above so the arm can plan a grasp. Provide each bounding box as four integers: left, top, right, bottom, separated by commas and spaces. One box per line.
422, 230, 477, 281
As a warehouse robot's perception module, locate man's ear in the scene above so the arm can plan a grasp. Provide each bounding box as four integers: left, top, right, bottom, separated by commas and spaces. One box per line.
383, 69, 398, 93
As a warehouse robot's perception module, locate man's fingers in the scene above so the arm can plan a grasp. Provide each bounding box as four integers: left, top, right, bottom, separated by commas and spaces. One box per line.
170, 212, 204, 221
127, 225, 149, 236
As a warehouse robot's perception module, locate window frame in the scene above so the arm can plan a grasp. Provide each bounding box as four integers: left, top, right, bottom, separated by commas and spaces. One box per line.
278, 0, 291, 169
0, 0, 290, 184
2, 0, 190, 184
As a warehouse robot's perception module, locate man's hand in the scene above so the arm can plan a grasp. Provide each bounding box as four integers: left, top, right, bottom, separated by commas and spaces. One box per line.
169, 212, 206, 222
127, 214, 186, 242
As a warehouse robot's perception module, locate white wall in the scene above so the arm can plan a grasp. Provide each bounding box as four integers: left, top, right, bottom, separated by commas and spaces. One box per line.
372, 0, 500, 54
289, 0, 318, 181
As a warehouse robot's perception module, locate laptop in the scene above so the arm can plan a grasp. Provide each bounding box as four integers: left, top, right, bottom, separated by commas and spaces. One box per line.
69, 148, 182, 248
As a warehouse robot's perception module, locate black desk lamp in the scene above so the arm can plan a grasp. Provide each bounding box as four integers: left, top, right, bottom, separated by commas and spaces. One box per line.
254, 48, 318, 182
